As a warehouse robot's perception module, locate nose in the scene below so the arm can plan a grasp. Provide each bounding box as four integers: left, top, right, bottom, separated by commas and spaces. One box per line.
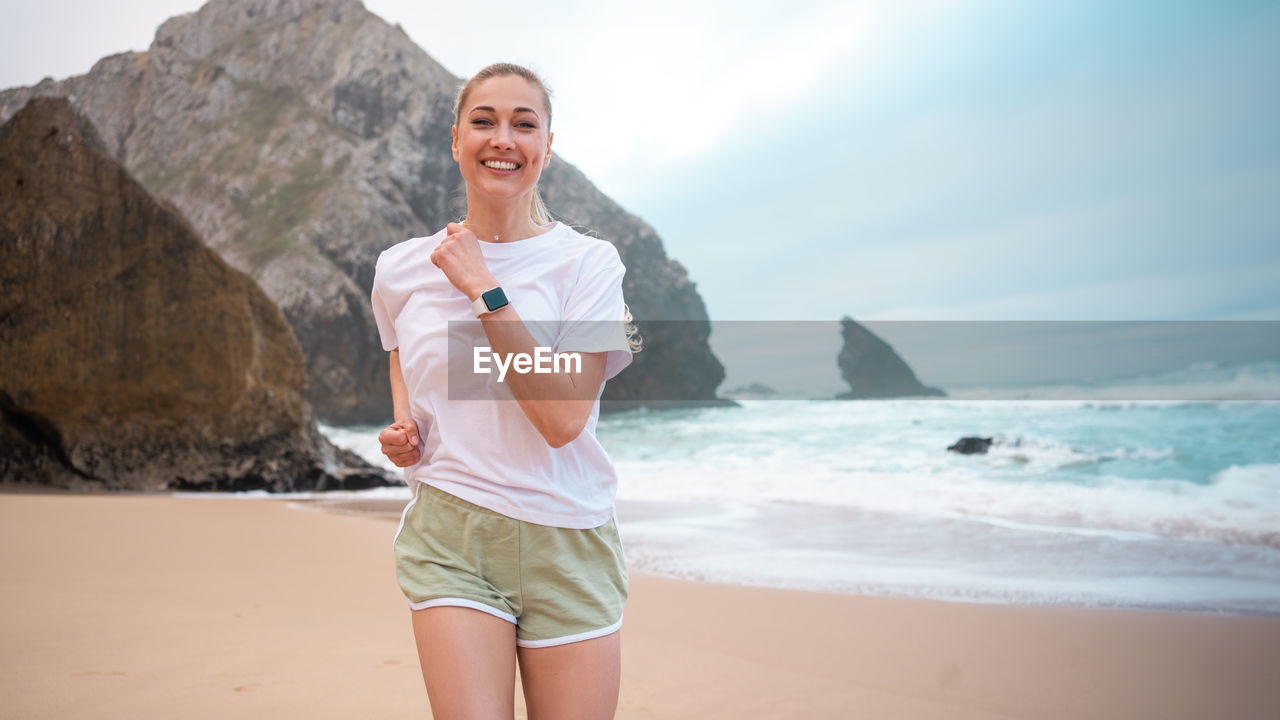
490, 122, 515, 150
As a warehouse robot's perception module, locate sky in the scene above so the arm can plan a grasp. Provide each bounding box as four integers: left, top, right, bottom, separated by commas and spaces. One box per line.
3, 0, 1279, 328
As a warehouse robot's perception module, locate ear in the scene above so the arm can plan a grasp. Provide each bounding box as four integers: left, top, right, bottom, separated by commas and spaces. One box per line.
543, 131, 554, 168
451, 125, 459, 162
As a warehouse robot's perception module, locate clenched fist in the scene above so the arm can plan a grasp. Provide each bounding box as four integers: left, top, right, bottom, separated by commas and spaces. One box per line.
430, 222, 498, 300
379, 418, 422, 468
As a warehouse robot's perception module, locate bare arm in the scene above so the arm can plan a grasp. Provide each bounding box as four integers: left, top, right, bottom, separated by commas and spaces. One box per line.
379, 348, 421, 466
479, 303, 607, 448
389, 348, 413, 423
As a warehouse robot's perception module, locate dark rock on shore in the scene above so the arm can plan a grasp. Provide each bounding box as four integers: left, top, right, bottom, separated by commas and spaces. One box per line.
0, 0, 724, 420
836, 317, 946, 400
947, 436, 995, 455
0, 97, 391, 492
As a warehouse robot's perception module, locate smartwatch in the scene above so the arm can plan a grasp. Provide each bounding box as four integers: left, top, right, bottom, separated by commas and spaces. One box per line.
470, 286, 509, 317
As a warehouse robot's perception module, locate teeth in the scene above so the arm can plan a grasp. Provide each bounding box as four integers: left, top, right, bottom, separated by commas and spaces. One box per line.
484, 160, 518, 170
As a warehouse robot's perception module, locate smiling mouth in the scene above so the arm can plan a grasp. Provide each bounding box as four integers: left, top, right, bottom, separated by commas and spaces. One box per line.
483, 160, 520, 171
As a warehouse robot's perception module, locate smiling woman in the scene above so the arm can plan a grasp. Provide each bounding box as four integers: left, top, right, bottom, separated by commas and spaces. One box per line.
368, 62, 638, 719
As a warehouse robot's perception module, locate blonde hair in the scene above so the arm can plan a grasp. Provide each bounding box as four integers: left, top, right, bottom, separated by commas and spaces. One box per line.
455, 63, 641, 353
622, 304, 642, 353
453, 63, 553, 225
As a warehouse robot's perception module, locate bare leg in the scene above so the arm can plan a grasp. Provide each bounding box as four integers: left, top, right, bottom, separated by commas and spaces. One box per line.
411, 606, 518, 720
517, 630, 622, 720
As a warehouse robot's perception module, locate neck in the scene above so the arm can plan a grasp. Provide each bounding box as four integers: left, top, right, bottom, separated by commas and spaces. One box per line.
462, 191, 545, 243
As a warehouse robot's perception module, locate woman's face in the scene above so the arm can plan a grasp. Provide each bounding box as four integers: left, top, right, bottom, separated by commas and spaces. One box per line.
452, 74, 553, 207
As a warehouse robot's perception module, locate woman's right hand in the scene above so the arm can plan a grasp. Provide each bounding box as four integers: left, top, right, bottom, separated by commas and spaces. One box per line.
379, 418, 421, 467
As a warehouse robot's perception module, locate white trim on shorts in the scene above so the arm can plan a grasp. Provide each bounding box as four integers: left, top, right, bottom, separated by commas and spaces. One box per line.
515, 615, 625, 649
404, 597, 623, 649
392, 482, 420, 550
405, 597, 519, 624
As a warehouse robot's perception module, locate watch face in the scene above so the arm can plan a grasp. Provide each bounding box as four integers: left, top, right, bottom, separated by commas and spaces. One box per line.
483, 287, 508, 311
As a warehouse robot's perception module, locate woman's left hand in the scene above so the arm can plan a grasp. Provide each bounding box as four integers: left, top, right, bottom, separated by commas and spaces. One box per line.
431, 222, 499, 300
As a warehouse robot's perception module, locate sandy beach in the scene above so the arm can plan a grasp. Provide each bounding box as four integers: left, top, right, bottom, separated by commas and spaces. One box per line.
2, 490, 1278, 719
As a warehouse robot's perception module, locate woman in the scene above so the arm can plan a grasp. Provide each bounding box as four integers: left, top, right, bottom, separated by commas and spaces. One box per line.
370, 63, 636, 719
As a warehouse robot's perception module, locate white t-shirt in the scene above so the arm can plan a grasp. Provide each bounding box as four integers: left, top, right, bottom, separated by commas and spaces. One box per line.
370, 221, 633, 529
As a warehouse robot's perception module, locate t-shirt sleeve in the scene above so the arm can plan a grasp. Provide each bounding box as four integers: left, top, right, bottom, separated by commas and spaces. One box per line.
370, 256, 398, 352
554, 242, 633, 382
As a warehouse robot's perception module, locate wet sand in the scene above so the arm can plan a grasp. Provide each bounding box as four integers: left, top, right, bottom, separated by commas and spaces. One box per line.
2, 491, 1278, 719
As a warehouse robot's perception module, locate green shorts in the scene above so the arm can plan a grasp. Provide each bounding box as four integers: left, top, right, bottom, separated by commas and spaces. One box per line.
392, 482, 628, 648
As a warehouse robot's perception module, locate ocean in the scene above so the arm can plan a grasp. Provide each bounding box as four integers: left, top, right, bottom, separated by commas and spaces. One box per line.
316, 361, 1280, 616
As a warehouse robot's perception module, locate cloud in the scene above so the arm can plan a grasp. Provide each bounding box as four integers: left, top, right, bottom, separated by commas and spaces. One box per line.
625, 1, 1280, 321
0, 1, 205, 89
366, 0, 955, 201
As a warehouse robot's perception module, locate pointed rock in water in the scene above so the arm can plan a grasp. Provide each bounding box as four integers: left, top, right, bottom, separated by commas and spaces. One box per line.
836, 317, 947, 399
0, 97, 391, 492
0, 0, 723, 420
948, 437, 994, 455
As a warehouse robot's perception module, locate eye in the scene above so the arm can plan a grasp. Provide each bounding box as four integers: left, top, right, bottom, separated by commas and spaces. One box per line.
470, 118, 493, 126
516, 121, 537, 129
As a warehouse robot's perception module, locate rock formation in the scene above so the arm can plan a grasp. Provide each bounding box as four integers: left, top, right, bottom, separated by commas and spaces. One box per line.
723, 382, 780, 398
947, 437, 994, 454
836, 317, 946, 399
0, 97, 390, 492
0, 0, 723, 422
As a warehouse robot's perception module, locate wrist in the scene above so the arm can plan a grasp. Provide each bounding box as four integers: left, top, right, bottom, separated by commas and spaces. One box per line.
466, 276, 500, 302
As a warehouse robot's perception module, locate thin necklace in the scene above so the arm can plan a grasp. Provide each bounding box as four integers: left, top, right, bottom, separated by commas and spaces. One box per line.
462, 220, 500, 242
463, 219, 540, 242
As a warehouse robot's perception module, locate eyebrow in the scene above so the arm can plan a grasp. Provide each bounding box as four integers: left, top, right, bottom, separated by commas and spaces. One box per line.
470, 105, 541, 117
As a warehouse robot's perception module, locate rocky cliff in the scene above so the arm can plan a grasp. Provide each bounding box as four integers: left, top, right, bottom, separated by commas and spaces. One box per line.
836, 317, 946, 399
0, 0, 723, 422
0, 97, 390, 491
